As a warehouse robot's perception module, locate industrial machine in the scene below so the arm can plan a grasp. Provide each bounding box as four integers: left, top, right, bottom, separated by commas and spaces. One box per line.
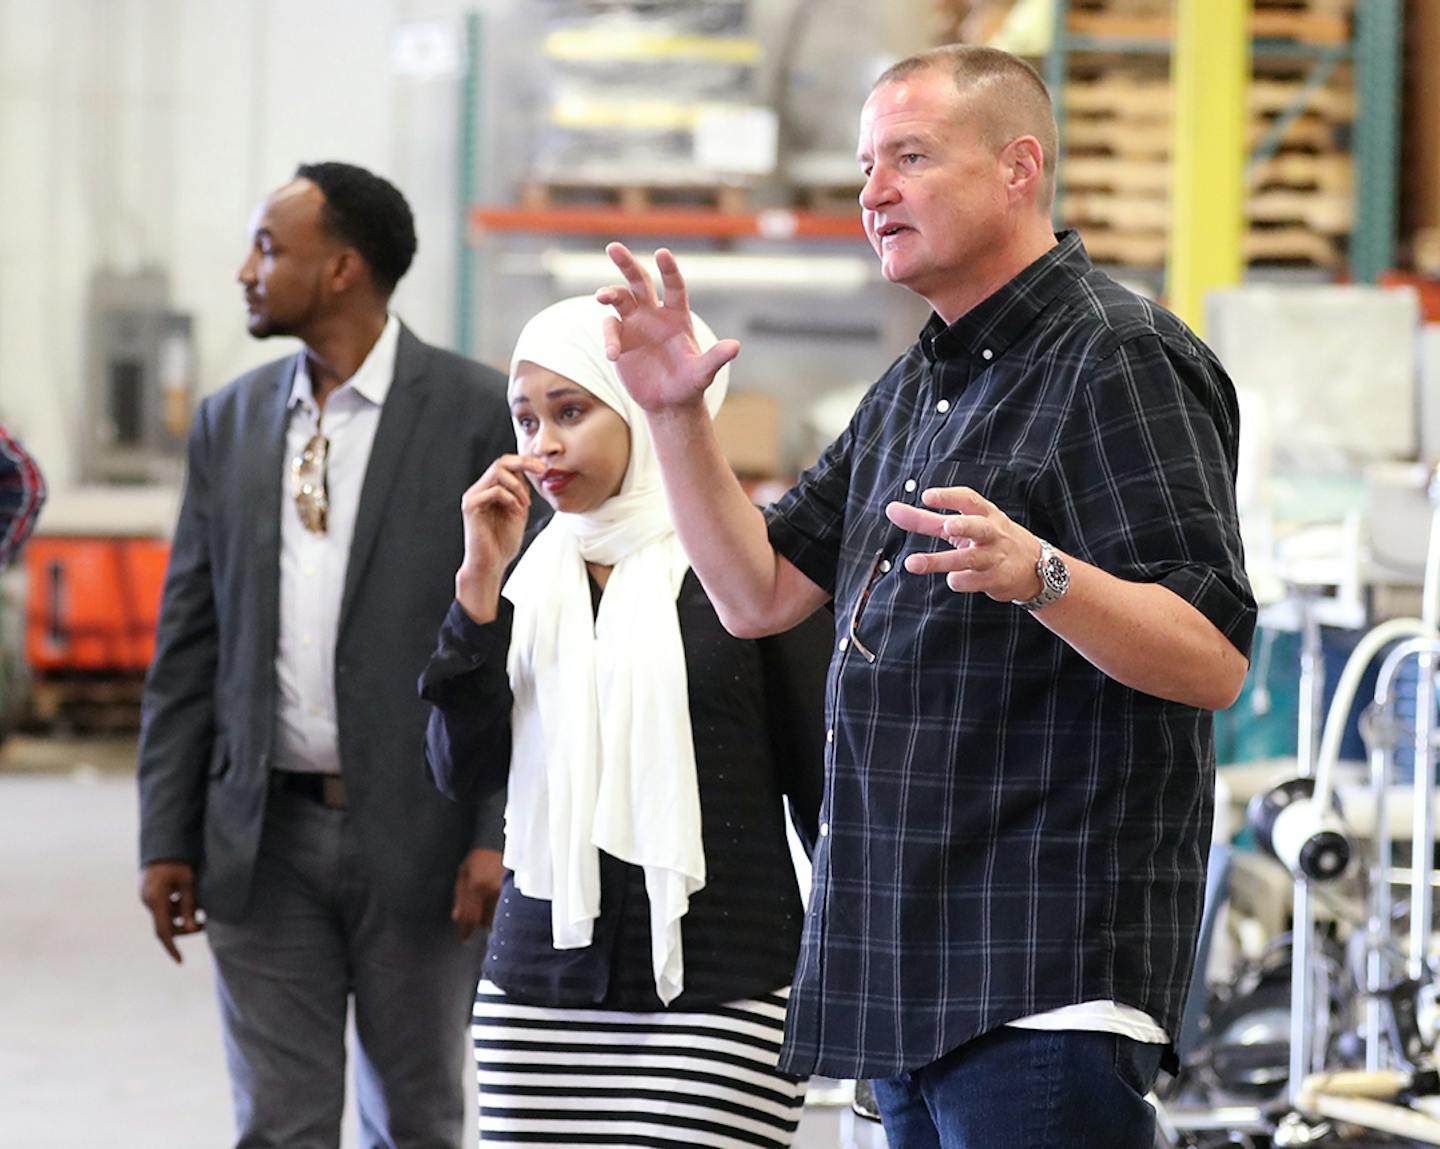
82, 267, 194, 485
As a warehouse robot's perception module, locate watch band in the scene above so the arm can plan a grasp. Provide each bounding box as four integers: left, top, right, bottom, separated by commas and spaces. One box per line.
1012, 538, 1070, 611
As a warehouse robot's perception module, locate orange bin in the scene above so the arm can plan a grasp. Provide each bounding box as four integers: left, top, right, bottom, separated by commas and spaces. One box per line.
25, 536, 171, 672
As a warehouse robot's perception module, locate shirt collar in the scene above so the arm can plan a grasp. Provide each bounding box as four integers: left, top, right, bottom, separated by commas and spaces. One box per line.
288, 313, 401, 412
920, 230, 1091, 365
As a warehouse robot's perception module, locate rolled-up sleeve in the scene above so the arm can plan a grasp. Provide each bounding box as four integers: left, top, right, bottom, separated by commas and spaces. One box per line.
1043, 332, 1257, 657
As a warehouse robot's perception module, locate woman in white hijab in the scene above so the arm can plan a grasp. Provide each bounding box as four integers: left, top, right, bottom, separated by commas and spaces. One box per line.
420, 296, 829, 1148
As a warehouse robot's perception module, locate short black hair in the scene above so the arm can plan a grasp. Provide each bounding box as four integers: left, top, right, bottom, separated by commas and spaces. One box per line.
294, 161, 417, 295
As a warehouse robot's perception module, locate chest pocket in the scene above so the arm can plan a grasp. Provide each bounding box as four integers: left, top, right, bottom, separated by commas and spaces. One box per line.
919, 460, 1025, 524
902, 461, 1041, 608
838, 461, 1029, 655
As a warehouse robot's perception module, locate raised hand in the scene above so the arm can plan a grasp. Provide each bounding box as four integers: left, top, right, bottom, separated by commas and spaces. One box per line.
456, 455, 543, 621
597, 243, 740, 413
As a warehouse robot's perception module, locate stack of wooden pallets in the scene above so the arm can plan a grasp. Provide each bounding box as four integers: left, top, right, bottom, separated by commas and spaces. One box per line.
1060, 0, 1356, 269
1067, 0, 1351, 43
523, 1, 767, 216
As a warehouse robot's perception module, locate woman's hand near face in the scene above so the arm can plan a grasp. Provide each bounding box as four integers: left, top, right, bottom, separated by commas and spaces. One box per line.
456, 454, 543, 623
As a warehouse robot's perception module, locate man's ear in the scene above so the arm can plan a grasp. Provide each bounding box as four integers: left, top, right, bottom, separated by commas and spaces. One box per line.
328, 248, 368, 295
1005, 135, 1045, 204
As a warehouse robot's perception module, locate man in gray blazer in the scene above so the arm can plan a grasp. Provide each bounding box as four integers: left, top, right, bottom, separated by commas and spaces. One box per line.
137, 162, 513, 1148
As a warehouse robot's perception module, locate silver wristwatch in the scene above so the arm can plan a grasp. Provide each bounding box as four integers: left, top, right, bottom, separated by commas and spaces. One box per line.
1012, 538, 1070, 611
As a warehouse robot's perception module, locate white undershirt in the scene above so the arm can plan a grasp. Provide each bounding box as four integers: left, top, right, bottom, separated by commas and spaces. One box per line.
1007, 1000, 1170, 1044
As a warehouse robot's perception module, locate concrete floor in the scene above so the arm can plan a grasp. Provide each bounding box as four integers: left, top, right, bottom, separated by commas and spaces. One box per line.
0, 737, 885, 1148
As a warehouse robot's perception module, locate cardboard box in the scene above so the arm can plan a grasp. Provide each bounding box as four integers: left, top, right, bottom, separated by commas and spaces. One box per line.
712, 390, 782, 478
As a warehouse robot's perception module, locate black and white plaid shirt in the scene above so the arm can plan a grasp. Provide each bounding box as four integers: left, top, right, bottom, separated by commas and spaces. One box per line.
766, 231, 1256, 1079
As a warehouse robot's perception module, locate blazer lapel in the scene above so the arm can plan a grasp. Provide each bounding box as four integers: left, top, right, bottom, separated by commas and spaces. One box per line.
338, 324, 431, 632
247, 355, 297, 723
252, 356, 297, 560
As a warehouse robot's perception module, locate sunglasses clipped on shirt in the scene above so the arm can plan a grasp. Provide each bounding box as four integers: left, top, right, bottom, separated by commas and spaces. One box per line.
291, 432, 329, 534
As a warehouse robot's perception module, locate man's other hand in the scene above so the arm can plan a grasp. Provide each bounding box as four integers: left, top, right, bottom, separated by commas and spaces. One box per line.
886, 486, 1044, 602
140, 860, 203, 963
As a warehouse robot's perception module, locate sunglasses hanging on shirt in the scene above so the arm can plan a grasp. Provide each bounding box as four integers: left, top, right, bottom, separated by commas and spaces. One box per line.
291, 431, 329, 534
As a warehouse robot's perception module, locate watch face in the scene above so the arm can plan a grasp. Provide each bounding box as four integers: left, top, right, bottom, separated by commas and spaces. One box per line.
1041, 553, 1069, 597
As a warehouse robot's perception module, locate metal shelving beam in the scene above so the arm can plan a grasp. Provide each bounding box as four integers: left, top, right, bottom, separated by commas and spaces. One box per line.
1352, 0, 1403, 283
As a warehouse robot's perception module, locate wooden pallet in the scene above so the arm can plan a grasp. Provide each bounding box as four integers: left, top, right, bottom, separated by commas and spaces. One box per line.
1068, 6, 1350, 45
1071, 0, 1171, 13
1076, 228, 1168, 267
1063, 156, 1171, 194
1064, 192, 1170, 231
1064, 117, 1172, 158
1251, 77, 1354, 121
1065, 77, 1353, 122
520, 179, 751, 214
1250, 151, 1352, 193
1249, 189, 1352, 233
1064, 113, 1342, 157
1065, 79, 1172, 123
1245, 225, 1344, 266
1064, 189, 1351, 234
1063, 154, 1351, 197
1076, 224, 1343, 269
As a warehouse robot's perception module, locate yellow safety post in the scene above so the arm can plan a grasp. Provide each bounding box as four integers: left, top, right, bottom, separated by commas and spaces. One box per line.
1168, 0, 1250, 336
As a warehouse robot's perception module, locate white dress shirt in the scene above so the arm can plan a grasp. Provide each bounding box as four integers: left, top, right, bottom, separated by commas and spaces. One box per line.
272, 315, 400, 776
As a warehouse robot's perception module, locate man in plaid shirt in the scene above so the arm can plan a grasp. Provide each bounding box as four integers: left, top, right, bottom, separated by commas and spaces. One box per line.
599, 44, 1255, 1149
0, 421, 44, 567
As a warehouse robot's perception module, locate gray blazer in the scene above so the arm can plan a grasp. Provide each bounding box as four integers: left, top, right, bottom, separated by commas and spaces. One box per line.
138, 324, 513, 924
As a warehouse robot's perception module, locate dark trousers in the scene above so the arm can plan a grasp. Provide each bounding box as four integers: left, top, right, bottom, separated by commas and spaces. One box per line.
872, 1027, 1163, 1149
206, 786, 486, 1149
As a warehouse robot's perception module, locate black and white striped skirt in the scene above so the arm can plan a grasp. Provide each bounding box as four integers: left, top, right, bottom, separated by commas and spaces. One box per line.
472, 979, 807, 1147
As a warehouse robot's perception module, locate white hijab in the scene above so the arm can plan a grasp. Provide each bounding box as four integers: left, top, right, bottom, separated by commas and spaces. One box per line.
500, 295, 730, 1006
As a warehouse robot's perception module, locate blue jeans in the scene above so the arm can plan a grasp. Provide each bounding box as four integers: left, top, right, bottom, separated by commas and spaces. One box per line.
871, 1028, 1164, 1149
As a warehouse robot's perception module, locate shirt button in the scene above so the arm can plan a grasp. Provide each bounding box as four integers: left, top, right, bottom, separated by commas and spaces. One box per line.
879, 558, 892, 573
301, 635, 314, 648
303, 566, 317, 578
936, 398, 951, 413
826, 728, 834, 743
308, 705, 321, 717
819, 822, 830, 837
981, 348, 994, 360
904, 478, 917, 493
838, 637, 849, 652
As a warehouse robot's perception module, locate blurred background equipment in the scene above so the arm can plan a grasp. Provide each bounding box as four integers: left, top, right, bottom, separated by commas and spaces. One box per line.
82, 268, 194, 485
522, 0, 769, 211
